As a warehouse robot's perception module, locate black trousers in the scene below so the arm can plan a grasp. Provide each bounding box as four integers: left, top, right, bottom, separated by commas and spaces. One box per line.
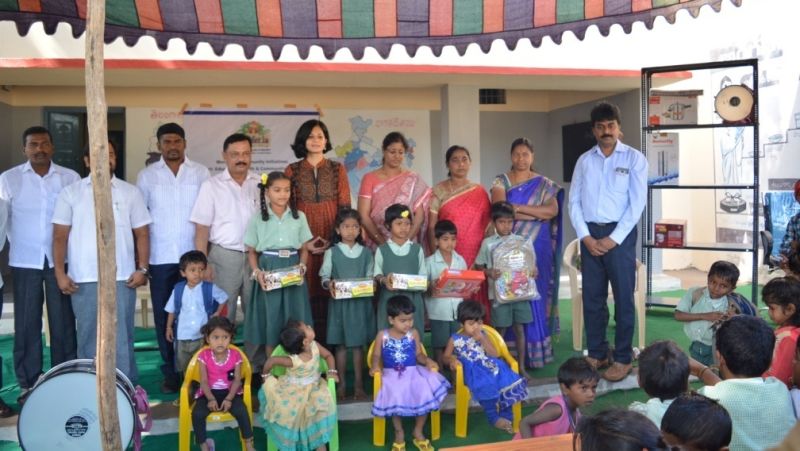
192, 389, 252, 444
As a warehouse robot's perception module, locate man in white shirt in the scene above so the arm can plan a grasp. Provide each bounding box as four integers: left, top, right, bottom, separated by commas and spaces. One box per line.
0, 126, 79, 404
136, 123, 209, 393
190, 133, 259, 326
569, 102, 648, 382
52, 140, 152, 381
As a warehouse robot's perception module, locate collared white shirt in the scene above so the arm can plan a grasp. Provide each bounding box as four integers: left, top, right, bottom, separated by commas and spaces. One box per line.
136, 157, 210, 265
189, 169, 259, 252
425, 249, 468, 321
568, 141, 648, 244
164, 282, 228, 340
0, 162, 80, 269
52, 176, 152, 283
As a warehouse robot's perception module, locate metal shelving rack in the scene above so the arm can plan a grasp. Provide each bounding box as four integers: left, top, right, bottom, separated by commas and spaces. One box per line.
640, 59, 759, 307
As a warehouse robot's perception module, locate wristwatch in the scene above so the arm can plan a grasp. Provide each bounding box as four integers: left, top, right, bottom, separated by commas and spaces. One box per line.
137, 267, 150, 277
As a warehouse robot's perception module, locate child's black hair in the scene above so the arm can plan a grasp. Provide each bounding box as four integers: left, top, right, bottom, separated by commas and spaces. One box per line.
386, 295, 415, 318
258, 171, 298, 222
179, 250, 208, 272
201, 316, 236, 342
637, 340, 689, 401
715, 315, 775, 377
456, 300, 484, 324
762, 276, 800, 326
661, 392, 732, 451
707, 260, 740, 287
576, 409, 670, 451
279, 319, 306, 355
331, 207, 364, 245
434, 219, 457, 240
384, 203, 412, 229
490, 201, 514, 222
557, 357, 600, 387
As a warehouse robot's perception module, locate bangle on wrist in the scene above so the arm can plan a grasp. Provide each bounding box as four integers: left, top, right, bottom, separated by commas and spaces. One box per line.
250, 269, 260, 280
698, 366, 710, 378
327, 369, 338, 374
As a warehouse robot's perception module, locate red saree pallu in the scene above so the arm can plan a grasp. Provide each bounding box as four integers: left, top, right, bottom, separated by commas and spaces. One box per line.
363, 171, 432, 251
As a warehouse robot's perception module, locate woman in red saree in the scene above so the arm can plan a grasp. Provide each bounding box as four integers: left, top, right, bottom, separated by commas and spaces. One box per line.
428, 145, 491, 318
285, 119, 351, 343
357, 132, 431, 251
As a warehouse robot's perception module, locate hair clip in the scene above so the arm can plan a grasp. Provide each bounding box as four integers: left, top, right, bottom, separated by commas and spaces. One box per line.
261, 173, 268, 185
400, 210, 410, 218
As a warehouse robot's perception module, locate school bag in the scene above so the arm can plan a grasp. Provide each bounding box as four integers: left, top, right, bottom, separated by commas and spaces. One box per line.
690, 287, 756, 318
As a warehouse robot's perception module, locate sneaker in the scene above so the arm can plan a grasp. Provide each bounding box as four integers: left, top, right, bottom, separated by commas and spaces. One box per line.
603, 362, 632, 382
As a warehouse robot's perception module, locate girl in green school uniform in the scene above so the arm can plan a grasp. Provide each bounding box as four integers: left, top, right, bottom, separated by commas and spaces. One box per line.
244, 171, 314, 359
375, 203, 428, 334
320, 207, 375, 400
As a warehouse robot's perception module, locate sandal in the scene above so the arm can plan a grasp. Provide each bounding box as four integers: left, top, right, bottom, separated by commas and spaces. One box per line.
391, 442, 406, 451
412, 438, 434, 451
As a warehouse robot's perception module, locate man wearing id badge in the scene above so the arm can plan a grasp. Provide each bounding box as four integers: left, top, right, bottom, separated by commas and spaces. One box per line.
568, 102, 648, 382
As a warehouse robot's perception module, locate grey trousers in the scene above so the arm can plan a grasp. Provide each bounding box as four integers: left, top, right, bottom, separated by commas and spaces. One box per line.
12, 263, 77, 389
71, 281, 138, 382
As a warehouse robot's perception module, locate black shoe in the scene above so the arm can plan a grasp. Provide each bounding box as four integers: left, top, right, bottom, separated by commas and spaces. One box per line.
0, 398, 14, 418
161, 379, 179, 394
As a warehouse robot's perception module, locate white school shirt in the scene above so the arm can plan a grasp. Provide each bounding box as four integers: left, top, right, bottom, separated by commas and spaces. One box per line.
425, 250, 468, 321
136, 157, 210, 265
0, 162, 80, 269
51, 176, 152, 283
189, 169, 259, 252
164, 282, 228, 340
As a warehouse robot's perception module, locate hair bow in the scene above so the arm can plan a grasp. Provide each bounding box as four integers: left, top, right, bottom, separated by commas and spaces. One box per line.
261, 173, 268, 185
400, 210, 410, 218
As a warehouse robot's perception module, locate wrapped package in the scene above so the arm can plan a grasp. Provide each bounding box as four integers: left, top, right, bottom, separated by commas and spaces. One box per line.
261, 265, 304, 291
491, 235, 540, 303
432, 269, 485, 298
390, 273, 428, 291
332, 278, 375, 299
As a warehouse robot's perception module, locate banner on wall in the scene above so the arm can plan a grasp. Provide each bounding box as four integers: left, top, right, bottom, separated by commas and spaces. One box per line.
324, 109, 432, 204
182, 108, 319, 175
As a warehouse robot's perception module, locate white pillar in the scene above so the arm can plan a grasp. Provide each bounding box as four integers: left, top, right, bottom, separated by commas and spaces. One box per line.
440, 85, 480, 183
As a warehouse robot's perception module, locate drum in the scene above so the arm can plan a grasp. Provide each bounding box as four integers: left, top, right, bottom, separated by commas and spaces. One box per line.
715, 84, 754, 123
17, 359, 136, 450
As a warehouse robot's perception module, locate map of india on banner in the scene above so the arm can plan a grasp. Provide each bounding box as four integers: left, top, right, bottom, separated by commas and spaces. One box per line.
183, 109, 319, 175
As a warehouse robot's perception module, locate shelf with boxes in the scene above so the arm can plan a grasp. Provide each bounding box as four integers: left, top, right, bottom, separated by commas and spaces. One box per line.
640, 59, 759, 308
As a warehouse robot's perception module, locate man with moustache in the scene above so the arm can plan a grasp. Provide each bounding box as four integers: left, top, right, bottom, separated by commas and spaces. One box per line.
568, 102, 648, 382
52, 139, 151, 381
136, 123, 209, 393
190, 134, 259, 328
0, 126, 79, 407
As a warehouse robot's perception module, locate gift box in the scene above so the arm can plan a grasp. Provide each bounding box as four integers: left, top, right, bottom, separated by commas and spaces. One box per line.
491, 235, 540, 303
654, 219, 687, 248
261, 265, 304, 291
390, 273, 428, 291
332, 278, 374, 299
432, 269, 485, 298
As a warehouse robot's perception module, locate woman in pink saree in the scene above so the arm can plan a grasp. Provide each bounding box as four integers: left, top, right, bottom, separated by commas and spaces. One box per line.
428, 145, 491, 318
357, 132, 432, 250
492, 138, 564, 370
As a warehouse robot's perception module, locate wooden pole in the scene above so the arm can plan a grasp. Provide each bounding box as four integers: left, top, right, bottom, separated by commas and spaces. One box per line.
85, 0, 122, 449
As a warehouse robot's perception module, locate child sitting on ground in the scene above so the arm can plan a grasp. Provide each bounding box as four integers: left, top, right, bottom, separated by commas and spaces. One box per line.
628, 340, 689, 427
674, 261, 740, 365
516, 357, 599, 438
165, 250, 228, 376
575, 409, 670, 451
691, 315, 796, 450
441, 301, 527, 433
762, 277, 800, 387
661, 392, 732, 451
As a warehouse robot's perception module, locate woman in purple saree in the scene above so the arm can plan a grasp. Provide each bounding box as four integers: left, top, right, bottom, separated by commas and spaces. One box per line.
491, 138, 564, 369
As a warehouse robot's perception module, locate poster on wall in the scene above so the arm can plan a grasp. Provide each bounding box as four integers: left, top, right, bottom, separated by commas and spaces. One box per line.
323, 109, 432, 205
182, 108, 319, 175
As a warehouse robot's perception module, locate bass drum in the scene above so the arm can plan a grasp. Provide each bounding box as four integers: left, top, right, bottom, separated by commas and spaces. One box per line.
17, 359, 136, 450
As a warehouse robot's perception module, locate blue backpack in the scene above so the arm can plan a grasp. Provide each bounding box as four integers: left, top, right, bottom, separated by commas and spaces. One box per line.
173, 281, 219, 321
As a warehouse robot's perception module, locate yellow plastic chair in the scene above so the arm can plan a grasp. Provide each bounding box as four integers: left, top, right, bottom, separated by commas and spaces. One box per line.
453, 324, 523, 437
563, 238, 647, 352
367, 338, 441, 447
178, 345, 253, 451
265, 345, 339, 451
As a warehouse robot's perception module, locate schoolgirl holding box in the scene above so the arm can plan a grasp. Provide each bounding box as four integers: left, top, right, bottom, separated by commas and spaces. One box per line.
244, 171, 314, 359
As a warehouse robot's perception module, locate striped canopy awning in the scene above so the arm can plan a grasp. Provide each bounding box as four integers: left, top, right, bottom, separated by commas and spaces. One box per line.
0, 0, 739, 59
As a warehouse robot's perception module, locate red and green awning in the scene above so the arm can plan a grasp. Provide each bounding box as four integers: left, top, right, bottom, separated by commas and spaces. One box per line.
0, 0, 740, 59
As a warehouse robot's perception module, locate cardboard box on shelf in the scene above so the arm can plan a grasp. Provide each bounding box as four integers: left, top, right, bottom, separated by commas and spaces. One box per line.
649, 90, 703, 126
654, 219, 687, 248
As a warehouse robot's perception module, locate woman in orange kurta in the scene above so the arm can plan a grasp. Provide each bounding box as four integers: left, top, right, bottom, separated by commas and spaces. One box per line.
285, 119, 351, 344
